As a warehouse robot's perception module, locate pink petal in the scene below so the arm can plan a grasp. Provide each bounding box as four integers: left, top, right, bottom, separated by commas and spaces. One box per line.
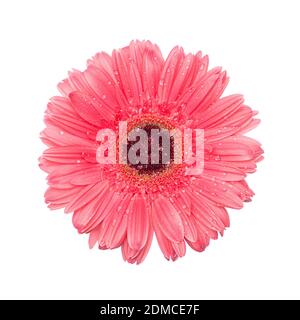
203, 162, 246, 181
47, 96, 79, 119
48, 166, 102, 186
112, 50, 133, 104
152, 196, 184, 242
45, 186, 82, 208
186, 238, 209, 252
179, 212, 198, 242
121, 238, 139, 263
88, 225, 101, 249
84, 65, 122, 114
180, 67, 227, 115
41, 124, 95, 147
87, 51, 115, 78
93, 194, 132, 249
172, 241, 186, 257
135, 226, 154, 264
42, 146, 97, 164
153, 222, 178, 261
194, 94, 244, 128
171, 191, 191, 216
58, 69, 90, 96
79, 191, 121, 234
108, 195, 132, 248
157, 46, 185, 106
127, 195, 149, 250
45, 112, 97, 141
168, 53, 196, 102
69, 91, 113, 125
190, 177, 244, 209
67, 181, 107, 214
190, 193, 226, 233
142, 44, 164, 104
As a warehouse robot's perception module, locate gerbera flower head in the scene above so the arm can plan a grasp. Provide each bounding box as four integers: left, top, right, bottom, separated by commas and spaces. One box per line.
39, 40, 263, 264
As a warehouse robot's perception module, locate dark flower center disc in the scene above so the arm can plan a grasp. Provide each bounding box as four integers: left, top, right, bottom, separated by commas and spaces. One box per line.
127, 124, 175, 175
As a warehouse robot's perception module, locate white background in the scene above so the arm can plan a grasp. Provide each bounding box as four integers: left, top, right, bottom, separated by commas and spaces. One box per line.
0, 0, 299, 300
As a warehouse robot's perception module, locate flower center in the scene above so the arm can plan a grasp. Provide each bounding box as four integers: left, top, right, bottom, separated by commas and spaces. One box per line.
126, 123, 175, 175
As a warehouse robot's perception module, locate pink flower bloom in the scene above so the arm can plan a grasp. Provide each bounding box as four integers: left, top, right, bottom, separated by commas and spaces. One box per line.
39, 40, 263, 264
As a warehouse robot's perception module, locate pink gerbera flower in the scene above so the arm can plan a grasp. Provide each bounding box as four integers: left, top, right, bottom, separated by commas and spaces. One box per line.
39, 40, 263, 264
